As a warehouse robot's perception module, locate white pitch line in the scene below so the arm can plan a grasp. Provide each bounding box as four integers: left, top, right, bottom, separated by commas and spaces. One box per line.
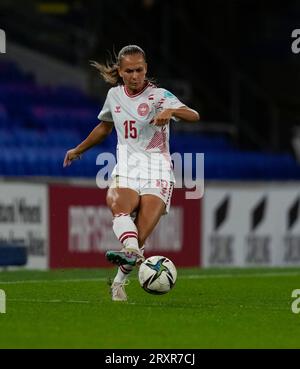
1, 270, 300, 285
182, 271, 300, 279
4, 298, 289, 311
0, 277, 106, 285
8, 298, 92, 304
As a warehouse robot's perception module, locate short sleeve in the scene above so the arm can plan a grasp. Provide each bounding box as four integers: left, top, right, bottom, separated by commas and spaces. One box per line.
97, 92, 114, 122
160, 89, 185, 121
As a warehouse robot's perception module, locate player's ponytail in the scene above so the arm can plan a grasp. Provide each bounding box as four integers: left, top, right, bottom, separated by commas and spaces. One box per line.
90, 60, 121, 85
90, 45, 147, 86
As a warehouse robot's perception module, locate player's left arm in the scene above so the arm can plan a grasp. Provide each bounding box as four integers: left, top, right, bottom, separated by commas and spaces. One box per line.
153, 106, 200, 126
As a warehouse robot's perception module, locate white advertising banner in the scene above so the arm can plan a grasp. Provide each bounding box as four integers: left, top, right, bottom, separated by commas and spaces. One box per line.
203, 183, 300, 267
68, 205, 183, 253
0, 183, 48, 269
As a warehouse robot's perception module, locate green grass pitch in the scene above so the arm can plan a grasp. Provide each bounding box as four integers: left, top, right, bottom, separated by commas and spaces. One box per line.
0, 267, 300, 348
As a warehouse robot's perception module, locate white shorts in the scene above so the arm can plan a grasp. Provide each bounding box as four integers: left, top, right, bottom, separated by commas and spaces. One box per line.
110, 176, 174, 214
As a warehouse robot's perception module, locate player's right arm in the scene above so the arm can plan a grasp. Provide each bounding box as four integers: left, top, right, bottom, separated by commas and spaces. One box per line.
63, 121, 113, 167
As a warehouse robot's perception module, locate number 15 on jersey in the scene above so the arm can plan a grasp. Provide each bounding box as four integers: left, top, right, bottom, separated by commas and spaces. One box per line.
124, 120, 137, 139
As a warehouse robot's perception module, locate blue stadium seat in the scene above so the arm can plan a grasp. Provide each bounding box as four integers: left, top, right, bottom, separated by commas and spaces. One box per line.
1, 59, 300, 179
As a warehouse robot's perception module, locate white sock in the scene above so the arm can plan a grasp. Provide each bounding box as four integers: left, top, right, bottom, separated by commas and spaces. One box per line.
113, 264, 133, 283
113, 213, 139, 251
113, 245, 145, 284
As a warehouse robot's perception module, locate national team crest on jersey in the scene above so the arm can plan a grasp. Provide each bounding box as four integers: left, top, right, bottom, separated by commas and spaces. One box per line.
137, 103, 150, 116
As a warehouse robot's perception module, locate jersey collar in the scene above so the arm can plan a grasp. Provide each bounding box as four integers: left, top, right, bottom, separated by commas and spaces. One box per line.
123, 81, 150, 98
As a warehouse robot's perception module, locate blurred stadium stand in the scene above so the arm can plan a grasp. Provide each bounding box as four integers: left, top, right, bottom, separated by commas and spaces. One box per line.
0, 58, 300, 180
1, 0, 300, 180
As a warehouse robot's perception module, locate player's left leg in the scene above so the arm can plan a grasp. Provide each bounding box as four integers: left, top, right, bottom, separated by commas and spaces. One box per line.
110, 244, 145, 302
135, 180, 174, 247
134, 194, 166, 247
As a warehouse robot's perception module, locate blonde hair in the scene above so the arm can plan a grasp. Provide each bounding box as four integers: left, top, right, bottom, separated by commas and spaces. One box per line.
91, 45, 146, 86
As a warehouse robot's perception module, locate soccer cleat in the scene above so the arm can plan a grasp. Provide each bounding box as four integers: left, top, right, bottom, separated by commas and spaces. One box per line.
106, 250, 137, 266
105, 248, 145, 267
110, 280, 129, 302
123, 247, 145, 266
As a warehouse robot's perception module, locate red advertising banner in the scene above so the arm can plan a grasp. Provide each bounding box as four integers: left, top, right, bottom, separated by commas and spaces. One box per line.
49, 184, 201, 268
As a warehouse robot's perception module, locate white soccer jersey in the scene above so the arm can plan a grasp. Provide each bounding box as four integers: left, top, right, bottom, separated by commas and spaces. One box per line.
98, 82, 184, 181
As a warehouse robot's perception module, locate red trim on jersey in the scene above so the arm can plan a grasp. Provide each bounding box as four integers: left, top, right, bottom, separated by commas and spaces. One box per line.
146, 130, 167, 152
124, 82, 151, 98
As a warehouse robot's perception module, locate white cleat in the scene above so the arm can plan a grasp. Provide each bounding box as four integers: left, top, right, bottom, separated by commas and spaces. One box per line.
111, 280, 129, 302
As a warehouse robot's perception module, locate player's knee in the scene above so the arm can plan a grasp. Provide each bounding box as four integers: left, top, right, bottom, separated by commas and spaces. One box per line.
106, 191, 119, 212
109, 200, 124, 215
108, 197, 132, 216
106, 188, 138, 216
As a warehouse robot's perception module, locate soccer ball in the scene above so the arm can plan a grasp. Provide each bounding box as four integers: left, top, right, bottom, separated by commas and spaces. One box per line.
138, 255, 177, 295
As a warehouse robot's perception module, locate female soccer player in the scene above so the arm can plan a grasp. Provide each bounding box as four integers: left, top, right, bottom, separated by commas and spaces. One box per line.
63, 45, 199, 301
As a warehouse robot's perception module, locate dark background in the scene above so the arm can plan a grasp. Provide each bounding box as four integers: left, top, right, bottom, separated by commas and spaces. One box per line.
1, 0, 299, 153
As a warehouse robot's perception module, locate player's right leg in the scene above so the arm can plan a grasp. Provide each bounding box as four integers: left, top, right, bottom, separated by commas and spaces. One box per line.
105, 183, 143, 301
105, 185, 144, 266
106, 176, 147, 263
